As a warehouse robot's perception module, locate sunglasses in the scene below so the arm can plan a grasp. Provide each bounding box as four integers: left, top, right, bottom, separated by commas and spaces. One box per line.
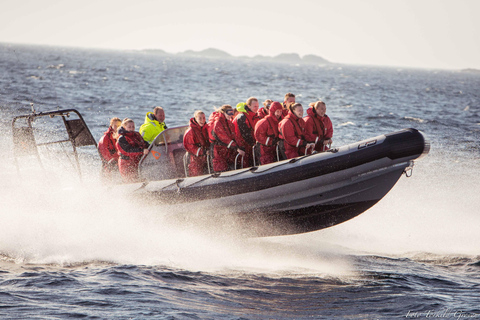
226, 110, 234, 116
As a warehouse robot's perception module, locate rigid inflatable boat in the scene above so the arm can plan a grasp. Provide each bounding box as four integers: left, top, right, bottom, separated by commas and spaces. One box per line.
12, 108, 429, 237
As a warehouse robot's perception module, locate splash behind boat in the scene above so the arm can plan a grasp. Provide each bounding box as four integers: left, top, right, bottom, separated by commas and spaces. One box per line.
11, 108, 429, 237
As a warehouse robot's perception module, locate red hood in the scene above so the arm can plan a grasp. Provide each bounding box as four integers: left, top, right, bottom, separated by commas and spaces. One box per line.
208, 111, 219, 124
189, 117, 205, 130
306, 107, 316, 118
269, 101, 283, 118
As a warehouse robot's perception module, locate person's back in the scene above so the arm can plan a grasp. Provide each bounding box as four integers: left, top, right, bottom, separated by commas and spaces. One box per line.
139, 106, 167, 144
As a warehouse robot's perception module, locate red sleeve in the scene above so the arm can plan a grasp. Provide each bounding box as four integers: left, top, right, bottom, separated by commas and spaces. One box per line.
116, 136, 143, 157
281, 120, 305, 148
254, 119, 269, 146
183, 129, 205, 157
324, 117, 333, 139
303, 117, 317, 143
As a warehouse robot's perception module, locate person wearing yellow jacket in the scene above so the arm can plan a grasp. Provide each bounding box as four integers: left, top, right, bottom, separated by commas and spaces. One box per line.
139, 106, 167, 144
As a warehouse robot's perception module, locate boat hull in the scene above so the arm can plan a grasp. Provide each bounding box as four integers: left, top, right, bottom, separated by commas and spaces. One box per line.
129, 128, 429, 237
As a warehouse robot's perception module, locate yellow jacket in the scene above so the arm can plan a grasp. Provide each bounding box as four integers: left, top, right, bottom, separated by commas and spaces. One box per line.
139, 112, 167, 144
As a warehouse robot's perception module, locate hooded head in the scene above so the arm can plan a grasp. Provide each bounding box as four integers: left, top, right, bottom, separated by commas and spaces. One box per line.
269, 101, 283, 119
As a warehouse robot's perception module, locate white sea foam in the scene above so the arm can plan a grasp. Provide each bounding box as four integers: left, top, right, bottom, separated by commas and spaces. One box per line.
0, 134, 352, 276
302, 147, 480, 256
404, 116, 427, 123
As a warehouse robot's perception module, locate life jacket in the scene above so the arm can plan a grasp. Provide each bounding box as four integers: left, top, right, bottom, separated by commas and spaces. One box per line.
116, 127, 146, 160
304, 107, 327, 144
233, 105, 258, 147
207, 111, 219, 143
254, 102, 282, 146
183, 117, 210, 157
98, 126, 118, 162
212, 112, 238, 149
257, 107, 268, 120
279, 111, 307, 148
139, 112, 167, 144
320, 114, 334, 140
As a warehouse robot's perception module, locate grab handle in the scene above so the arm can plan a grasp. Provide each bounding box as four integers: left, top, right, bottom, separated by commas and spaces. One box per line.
234, 153, 244, 170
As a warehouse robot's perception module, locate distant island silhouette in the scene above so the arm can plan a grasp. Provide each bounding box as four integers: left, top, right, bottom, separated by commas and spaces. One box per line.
141, 47, 330, 65
460, 68, 480, 74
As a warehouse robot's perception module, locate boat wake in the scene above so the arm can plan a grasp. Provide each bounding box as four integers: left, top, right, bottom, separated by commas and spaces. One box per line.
0, 128, 478, 275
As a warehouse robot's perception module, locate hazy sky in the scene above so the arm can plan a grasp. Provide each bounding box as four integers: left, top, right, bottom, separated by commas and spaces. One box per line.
1, 0, 479, 70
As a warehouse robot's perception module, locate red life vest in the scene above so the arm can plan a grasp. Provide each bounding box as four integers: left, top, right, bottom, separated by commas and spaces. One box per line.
257, 107, 268, 120
279, 111, 307, 159
116, 128, 146, 182
183, 117, 210, 157
98, 126, 118, 163
233, 107, 258, 148
304, 107, 326, 144
212, 113, 238, 149
254, 102, 282, 147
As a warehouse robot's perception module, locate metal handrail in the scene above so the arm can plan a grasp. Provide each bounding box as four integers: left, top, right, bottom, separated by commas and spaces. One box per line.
234, 153, 244, 170
184, 151, 213, 177
183, 152, 189, 177
206, 153, 212, 174
276, 143, 281, 162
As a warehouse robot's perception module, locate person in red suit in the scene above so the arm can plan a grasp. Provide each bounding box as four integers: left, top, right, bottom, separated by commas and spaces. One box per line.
282, 92, 296, 118
304, 101, 334, 152
116, 118, 149, 183
233, 97, 260, 168
278, 103, 315, 159
254, 101, 284, 165
257, 99, 272, 120
183, 110, 210, 176
98, 117, 121, 180
211, 105, 245, 172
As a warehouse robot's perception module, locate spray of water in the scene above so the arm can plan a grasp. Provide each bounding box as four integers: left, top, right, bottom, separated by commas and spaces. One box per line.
1, 127, 476, 276
298, 148, 480, 257
0, 132, 353, 276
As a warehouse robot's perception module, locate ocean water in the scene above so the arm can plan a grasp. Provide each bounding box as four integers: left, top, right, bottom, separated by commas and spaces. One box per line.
0, 43, 479, 319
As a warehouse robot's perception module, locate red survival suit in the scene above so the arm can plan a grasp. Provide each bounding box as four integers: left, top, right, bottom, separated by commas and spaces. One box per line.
254, 102, 283, 165
278, 111, 308, 159
183, 117, 210, 176
257, 107, 268, 120
304, 107, 333, 152
233, 106, 258, 168
211, 112, 240, 172
98, 126, 119, 178
281, 102, 290, 119
116, 127, 148, 183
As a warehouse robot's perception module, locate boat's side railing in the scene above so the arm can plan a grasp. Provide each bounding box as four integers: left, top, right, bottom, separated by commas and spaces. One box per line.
275, 140, 333, 160
234, 153, 244, 170
183, 152, 189, 177
252, 143, 261, 167
183, 152, 212, 177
